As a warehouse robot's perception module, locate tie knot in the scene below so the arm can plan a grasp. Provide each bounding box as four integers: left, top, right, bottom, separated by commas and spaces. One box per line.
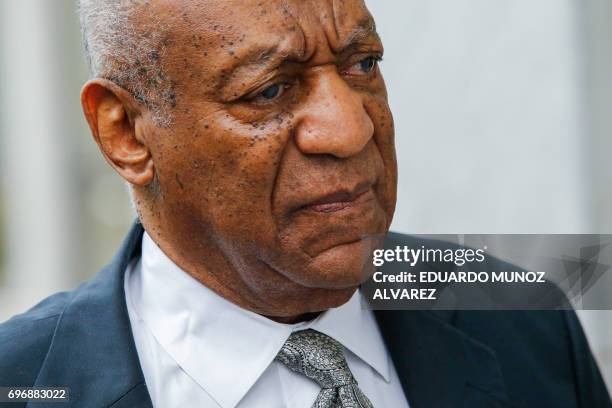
275, 329, 355, 389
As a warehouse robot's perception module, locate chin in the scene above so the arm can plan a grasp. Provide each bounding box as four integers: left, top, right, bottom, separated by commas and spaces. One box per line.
299, 238, 378, 289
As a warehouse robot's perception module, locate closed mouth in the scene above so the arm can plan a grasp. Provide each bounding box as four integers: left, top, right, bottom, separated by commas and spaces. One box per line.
302, 184, 375, 214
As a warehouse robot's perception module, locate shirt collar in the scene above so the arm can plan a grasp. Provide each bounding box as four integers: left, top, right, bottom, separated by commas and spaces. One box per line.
128, 232, 389, 408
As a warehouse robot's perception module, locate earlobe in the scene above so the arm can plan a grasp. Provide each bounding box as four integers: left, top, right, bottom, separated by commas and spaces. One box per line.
81, 79, 155, 186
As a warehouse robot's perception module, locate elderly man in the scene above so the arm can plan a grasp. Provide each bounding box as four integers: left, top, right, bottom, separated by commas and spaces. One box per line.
0, 1, 610, 407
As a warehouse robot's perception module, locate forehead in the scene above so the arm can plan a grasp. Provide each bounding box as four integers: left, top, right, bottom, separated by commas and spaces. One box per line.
163, 0, 374, 52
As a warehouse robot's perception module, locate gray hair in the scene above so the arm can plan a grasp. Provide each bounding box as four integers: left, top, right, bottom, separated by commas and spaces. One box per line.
78, 0, 176, 126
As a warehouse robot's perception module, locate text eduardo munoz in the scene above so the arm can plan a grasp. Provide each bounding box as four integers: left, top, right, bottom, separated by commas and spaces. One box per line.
370, 246, 546, 301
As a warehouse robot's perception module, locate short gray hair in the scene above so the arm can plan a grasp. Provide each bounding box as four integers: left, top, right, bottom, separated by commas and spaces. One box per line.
78, 0, 176, 126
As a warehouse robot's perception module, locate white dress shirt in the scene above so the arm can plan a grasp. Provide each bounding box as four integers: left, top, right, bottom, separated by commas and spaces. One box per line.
124, 232, 410, 408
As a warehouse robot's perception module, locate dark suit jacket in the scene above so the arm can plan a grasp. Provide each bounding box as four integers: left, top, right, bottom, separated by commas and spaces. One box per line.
0, 222, 610, 407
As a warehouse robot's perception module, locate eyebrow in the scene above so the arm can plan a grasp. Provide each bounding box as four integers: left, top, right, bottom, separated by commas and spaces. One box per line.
218, 17, 380, 93
216, 42, 300, 95
342, 17, 379, 51
231, 45, 295, 78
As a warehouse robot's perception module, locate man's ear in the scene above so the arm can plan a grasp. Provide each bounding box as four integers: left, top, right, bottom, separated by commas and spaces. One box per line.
81, 79, 154, 186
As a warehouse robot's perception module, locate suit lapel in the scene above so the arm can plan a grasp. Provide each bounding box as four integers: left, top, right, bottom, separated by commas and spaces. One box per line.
374, 310, 510, 408
31, 221, 152, 408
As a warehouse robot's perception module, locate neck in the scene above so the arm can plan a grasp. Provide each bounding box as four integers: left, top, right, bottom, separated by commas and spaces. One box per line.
266, 311, 323, 324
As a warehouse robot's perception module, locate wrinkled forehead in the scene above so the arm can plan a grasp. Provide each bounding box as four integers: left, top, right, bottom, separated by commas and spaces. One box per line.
161, 0, 374, 57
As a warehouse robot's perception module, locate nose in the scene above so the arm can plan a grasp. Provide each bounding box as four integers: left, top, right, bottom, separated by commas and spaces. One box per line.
294, 68, 374, 158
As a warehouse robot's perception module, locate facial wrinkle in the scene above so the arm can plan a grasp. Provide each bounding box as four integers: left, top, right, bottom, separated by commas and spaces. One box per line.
280, 0, 312, 62
330, 0, 342, 41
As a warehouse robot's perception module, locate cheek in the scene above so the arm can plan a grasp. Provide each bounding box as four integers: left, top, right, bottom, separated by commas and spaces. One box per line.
365, 96, 398, 221
156, 113, 295, 246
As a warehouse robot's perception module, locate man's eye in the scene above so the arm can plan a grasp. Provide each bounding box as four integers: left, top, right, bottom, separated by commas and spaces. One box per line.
359, 56, 378, 73
256, 83, 289, 102
344, 56, 382, 76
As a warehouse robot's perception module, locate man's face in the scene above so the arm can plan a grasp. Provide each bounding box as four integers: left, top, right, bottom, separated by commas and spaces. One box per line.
140, 0, 397, 314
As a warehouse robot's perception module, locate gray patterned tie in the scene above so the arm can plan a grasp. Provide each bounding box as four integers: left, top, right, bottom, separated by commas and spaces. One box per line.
275, 329, 375, 408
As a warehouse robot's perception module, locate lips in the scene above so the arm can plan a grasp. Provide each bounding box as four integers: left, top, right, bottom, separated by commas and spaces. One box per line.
300, 182, 376, 213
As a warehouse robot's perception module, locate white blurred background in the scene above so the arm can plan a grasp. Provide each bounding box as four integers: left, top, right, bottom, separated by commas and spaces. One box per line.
0, 0, 611, 389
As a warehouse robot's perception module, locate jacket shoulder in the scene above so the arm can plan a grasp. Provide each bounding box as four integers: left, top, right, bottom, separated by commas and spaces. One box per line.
0, 290, 73, 386
454, 309, 611, 407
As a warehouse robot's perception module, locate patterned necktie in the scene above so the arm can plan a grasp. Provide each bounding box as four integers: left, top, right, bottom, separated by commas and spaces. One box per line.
275, 329, 375, 408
